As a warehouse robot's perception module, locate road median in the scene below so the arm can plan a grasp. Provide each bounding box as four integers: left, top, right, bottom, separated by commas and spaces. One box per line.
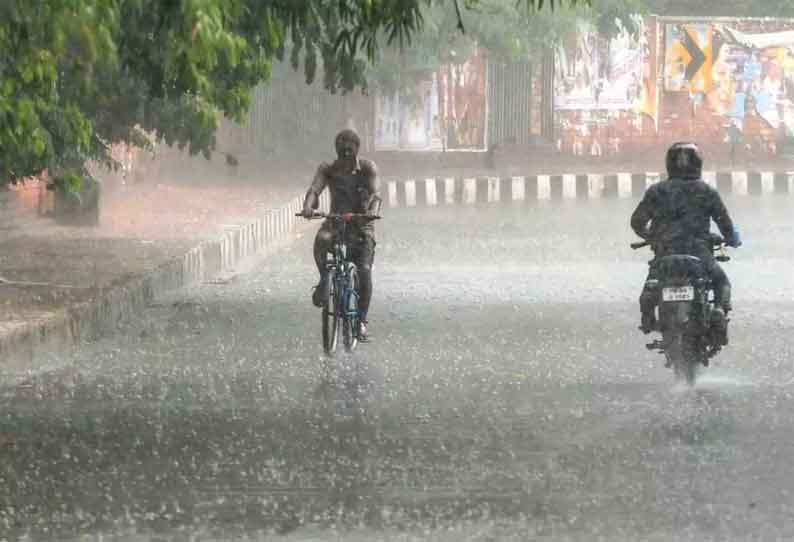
382, 170, 794, 207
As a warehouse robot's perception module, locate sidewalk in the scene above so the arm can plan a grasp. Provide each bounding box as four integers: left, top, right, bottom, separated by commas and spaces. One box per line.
0, 163, 305, 369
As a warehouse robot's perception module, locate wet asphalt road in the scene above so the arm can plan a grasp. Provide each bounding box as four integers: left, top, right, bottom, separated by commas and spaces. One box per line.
2, 195, 794, 541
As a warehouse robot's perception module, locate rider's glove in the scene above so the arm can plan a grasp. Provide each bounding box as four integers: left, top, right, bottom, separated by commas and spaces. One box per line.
301, 207, 315, 219
726, 225, 742, 248
726, 237, 742, 248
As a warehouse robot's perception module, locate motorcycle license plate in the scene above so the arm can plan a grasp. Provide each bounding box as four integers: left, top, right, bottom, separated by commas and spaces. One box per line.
662, 286, 694, 302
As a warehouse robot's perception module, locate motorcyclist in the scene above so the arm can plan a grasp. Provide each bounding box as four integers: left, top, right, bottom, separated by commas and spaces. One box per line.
301, 129, 382, 342
631, 142, 742, 339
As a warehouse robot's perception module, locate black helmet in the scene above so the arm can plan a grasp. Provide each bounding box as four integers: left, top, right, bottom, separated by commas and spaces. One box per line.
666, 142, 703, 180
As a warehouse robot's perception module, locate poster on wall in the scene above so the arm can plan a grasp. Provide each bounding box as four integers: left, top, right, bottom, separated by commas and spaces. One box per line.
374, 49, 488, 151
374, 76, 443, 151
438, 50, 488, 149
554, 18, 648, 111
664, 22, 794, 134
374, 91, 401, 150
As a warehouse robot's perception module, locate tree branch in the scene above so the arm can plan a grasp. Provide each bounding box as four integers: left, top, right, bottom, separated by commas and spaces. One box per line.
453, 0, 466, 33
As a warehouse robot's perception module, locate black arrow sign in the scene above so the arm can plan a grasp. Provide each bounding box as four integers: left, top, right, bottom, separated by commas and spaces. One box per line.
682, 27, 706, 81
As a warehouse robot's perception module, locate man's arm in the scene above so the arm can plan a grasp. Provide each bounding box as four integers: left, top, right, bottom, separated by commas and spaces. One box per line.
630, 188, 656, 239
361, 159, 382, 216
302, 163, 329, 215
709, 188, 738, 245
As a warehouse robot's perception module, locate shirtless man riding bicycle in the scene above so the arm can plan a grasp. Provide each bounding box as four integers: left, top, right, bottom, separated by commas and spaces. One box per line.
300, 129, 382, 342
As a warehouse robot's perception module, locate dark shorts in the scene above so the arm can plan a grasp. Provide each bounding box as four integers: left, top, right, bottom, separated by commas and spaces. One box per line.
317, 224, 376, 270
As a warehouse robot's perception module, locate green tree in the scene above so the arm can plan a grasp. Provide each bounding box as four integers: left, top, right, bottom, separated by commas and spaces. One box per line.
366, 0, 645, 102
0, 1, 118, 190
1, 0, 587, 192
643, 0, 794, 17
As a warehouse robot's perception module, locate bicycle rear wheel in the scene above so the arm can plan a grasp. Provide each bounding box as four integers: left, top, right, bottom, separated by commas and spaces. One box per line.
343, 266, 360, 352
322, 279, 339, 355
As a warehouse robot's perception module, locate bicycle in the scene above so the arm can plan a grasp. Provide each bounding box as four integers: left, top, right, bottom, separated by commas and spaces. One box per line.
297, 211, 381, 354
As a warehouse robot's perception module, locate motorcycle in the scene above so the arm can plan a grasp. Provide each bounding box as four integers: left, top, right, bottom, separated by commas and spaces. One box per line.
631, 234, 732, 384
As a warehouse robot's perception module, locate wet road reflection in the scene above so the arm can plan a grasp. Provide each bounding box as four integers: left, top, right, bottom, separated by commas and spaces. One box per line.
2, 196, 794, 541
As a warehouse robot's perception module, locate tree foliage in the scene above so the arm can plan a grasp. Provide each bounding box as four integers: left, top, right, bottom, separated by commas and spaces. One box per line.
366, 0, 648, 101
1, 0, 589, 191
643, 0, 794, 17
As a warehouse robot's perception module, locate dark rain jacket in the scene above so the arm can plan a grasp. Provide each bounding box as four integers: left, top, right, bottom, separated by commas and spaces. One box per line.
630, 177, 735, 256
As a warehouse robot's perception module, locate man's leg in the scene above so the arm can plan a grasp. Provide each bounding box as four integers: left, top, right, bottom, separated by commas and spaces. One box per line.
312, 226, 334, 307
639, 264, 659, 334
704, 257, 730, 346
350, 232, 376, 341
710, 262, 731, 313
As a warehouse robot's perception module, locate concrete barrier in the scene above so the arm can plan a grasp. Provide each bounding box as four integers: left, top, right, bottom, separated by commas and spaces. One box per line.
383, 170, 794, 207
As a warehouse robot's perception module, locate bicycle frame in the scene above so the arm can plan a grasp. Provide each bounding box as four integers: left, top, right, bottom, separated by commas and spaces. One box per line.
325, 219, 359, 320
297, 211, 380, 353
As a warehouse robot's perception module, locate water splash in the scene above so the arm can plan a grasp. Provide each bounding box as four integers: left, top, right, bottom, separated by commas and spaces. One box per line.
693, 373, 753, 390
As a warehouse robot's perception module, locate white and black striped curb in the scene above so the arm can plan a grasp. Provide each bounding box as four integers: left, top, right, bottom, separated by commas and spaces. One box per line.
384, 171, 794, 207
0, 191, 330, 371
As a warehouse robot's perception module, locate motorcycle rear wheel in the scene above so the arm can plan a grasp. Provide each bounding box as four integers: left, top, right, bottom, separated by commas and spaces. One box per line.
665, 333, 701, 386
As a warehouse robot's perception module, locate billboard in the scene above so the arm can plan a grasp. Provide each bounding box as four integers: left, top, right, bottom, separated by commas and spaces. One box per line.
375, 76, 441, 151
374, 49, 488, 151
438, 51, 488, 149
374, 77, 442, 151
665, 22, 794, 134
554, 19, 649, 111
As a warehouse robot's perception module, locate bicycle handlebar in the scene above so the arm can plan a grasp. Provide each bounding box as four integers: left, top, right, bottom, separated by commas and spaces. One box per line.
295, 211, 381, 221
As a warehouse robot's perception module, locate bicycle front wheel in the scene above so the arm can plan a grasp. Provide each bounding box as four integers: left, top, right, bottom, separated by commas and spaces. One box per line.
342, 266, 360, 352
322, 279, 339, 355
